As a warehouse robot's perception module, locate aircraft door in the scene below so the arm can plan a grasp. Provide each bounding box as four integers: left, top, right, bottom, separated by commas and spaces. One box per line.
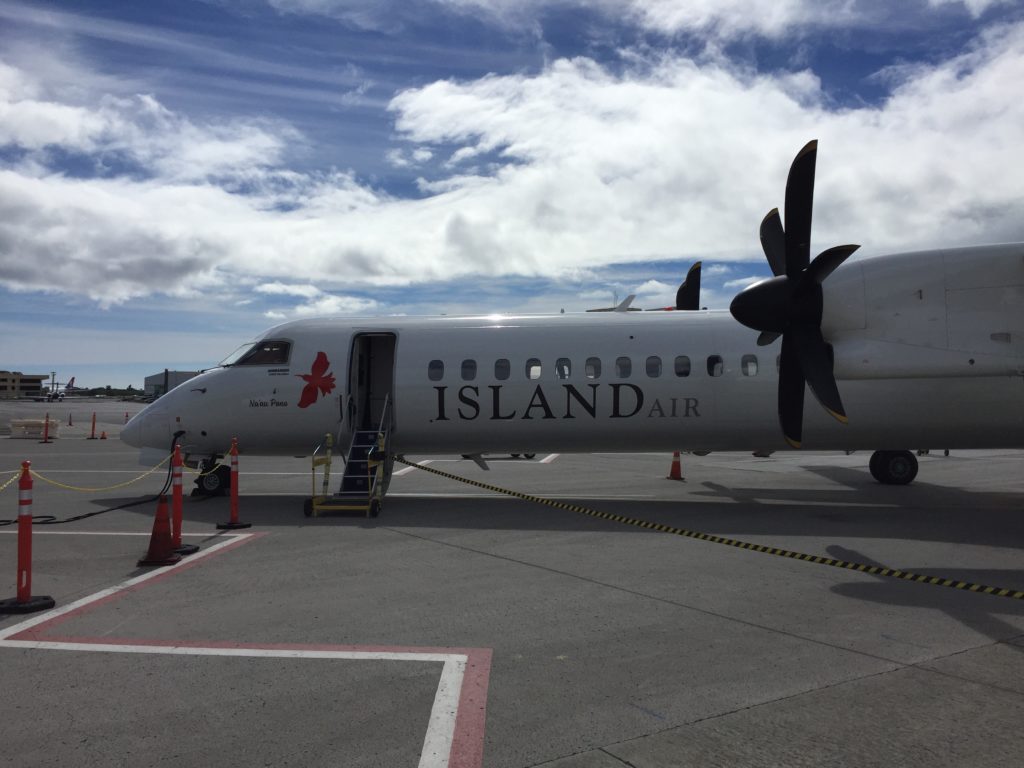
347, 333, 397, 434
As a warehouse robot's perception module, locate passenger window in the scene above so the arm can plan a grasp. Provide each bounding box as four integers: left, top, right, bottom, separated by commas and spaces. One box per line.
556, 358, 571, 379
707, 355, 724, 377
461, 359, 477, 381
236, 340, 291, 366
616, 356, 632, 378
428, 360, 444, 381
526, 358, 542, 380
741, 354, 758, 376
674, 356, 691, 377
495, 359, 510, 380
646, 356, 662, 378
585, 357, 601, 379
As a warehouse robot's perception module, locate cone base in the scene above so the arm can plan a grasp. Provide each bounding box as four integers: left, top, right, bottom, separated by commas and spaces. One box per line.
0, 595, 56, 614
216, 521, 252, 530
175, 544, 201, 556
666, 476, 685, 481
137, 553, 183, 567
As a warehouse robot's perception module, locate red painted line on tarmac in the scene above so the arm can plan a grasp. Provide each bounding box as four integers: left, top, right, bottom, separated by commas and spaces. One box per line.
449, 647, 492, 768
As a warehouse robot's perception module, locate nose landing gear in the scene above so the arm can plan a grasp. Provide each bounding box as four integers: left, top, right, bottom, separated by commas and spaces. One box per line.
193, 457, 231, 496
868, 450, 918, 485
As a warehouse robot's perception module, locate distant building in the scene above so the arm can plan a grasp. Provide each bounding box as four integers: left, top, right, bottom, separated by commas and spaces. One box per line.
144, 370, 200, 398
0, 371, 48, 399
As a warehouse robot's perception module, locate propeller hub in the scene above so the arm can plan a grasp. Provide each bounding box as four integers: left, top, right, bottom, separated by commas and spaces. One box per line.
729, 275, 794, 333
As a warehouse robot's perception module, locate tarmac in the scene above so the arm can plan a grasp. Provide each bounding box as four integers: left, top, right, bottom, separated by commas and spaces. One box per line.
1, 398, 1023, 767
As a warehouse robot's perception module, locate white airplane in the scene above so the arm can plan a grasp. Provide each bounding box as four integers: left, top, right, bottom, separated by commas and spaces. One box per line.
122, 141, 1024, 504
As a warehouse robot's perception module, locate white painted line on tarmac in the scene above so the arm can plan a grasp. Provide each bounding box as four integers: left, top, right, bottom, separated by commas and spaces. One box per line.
0, 533, 253, 642
420, 656, 467, 768
394, 460, 434, 477
0, 639, 458, 663
0, 638, 469, 768
539, 454, 560, 464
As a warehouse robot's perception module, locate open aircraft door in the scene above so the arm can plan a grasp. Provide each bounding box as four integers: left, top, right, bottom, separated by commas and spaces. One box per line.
346, 332, 397, 439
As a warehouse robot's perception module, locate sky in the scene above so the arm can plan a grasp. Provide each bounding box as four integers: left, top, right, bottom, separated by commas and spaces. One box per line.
1, 0, 1023, 388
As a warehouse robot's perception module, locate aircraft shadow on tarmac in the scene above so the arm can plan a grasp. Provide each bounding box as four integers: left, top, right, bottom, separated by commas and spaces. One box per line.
825, 545, 1024, 655
96, 463, 1024, 551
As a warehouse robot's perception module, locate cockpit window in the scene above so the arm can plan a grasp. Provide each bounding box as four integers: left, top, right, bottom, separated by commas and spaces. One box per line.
222, 339, 292, 366
219, 343, 255, 367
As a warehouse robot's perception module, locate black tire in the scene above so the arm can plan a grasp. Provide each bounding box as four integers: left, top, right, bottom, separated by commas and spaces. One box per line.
369, 499, 382, 518
869, 450, 918, 485
523, 453, 536, 459
195, 463, 230, 496
511, 453, 520, 458
868, 451, 883, 480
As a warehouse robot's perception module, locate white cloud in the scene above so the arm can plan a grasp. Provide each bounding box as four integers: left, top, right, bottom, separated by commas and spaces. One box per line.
0, 60, 298, 185
2, 22, 1024, 309
723, 275, 764, 289
255, 282, 380, 317
255, 282, 323, 298
292, 295, 379, 316
265, 0, 1012, 39
927, 0, 1012, 17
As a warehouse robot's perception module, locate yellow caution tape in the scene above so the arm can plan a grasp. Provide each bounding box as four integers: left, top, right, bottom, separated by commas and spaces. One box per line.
0, 471, 19, 494
393, 456, 1024, 602
181, 460, 225, 477
29, 454, 171, 492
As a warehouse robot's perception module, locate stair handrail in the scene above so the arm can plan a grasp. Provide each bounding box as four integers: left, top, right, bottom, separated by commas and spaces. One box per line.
376, 393, 391, 437
368, 393, 392, 506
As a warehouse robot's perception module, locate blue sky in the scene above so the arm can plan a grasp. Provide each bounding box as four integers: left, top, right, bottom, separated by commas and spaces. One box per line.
2, 0, 1023, 388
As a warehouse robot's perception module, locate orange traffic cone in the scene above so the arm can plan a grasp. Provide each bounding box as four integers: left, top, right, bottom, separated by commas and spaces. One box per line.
667, 451, 684, 481
99, 431, 107, 440
138, 496, 182, 567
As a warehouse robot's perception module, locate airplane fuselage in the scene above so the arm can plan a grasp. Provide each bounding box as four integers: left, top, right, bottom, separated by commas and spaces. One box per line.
123, 244, 1024, 461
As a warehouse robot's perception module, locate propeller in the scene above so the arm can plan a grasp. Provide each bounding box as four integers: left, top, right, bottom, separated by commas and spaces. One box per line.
729, 140, 859, 448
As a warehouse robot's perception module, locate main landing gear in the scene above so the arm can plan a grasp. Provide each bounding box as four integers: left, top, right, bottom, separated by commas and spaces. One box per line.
868, 450, 918, 485
193, 457, 231, 496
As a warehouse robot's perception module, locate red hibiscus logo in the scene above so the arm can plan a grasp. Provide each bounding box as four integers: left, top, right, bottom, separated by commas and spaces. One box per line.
297, 351, 336, 408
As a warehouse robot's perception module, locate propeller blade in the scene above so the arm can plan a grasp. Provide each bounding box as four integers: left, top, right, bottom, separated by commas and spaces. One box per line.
807, 244, 859, 285
790, 324, 847, 423
778, 333, 805, 448
757, 330, 781, 346
675, 261, 702, 310
783, 139, 817, 278
759, 209, 786, 277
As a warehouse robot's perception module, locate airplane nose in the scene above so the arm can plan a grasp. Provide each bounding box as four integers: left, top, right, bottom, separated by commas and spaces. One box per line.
121, 408, 170, 449
121, 414, 141, 447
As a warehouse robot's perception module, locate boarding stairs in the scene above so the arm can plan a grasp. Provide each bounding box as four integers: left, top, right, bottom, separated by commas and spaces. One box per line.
306, 397, 390, 518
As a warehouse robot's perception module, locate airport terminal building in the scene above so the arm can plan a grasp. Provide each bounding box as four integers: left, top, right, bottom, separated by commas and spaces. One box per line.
0, 371, 48, 399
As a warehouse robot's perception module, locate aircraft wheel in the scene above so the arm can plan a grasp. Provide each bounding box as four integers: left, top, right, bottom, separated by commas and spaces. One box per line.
523, 453, 536, 459
195, 463, 230, 496
869, 450, 918, 485
511, 453, 520, 458
369, 499, 382, 518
